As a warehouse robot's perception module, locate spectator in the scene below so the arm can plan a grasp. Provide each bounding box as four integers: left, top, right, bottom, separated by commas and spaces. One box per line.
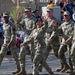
20, 30, 26, 43
32, 9, 41, 19
16, 11, 22, 30
0, 13, 4, 49
16, 31, 21, 49
65, 0, 74, 19
56, 0, 66, 21
56, 0, 66, 12
47, 0, 56, 7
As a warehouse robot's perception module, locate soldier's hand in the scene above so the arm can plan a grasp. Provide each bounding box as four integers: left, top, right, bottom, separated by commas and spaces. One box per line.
7, 42, 12, 48
20, 42, 25, 47
52, 20, 57, 27
48, 39, 52, 43
66, 39, 70, 45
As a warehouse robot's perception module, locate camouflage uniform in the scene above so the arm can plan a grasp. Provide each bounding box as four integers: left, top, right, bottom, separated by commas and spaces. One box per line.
24, 22, 54, 75
57, 11, 74, 72
0, 12, 20, 74
46, 11, 74, 73
17, 11, 36, 75
45, 16, 60, 59
19, 15, 36, 60
70, 24, 75, 72
38, 8, 60, 72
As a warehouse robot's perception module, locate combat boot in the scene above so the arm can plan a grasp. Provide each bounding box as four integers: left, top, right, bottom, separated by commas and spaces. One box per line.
49, 71, 54, 75
38, 64, 42, 72
73, 69, 75, 73
16, 67, 27, 75
12, 66, 20, 74
31, 72, 39, 75
65, 69, 73, 73
56, 63, 64, 71
60, 64, 70, 72
32, 69, 39, 75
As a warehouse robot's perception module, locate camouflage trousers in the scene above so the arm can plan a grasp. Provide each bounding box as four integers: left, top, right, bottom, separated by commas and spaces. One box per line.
19, 45, 28, 67
44, 43, 60, 60
70, 42, 75, 67
58, 43, 73, 70
19, 43, 35, 68
0, 40, 19, 66
32, 49, 53, 75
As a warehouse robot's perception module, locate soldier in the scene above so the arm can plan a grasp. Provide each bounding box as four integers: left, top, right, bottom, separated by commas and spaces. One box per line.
70, 11, 75, 72
16, 8, 36, 75
70, 41, 75, 73
20, 18, 54, 75
55, 11, 74, 73
0, 12, 20, 74
39, 8, 61, 72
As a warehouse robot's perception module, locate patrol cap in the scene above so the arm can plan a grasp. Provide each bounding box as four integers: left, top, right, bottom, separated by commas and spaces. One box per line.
35, 18, 43, 23
3, 12, 9, 17
24, 7, 31, 12
24, 9, 30, 12
46, 8, 53, 12
32, 9, 38, 13
63, 11, 70, 16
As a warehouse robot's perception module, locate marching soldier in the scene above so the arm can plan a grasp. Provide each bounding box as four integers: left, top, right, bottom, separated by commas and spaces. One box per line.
50, 11, 74, 73
39, 8, 61, 72
20, 18, 54, 75
16, 8, 36, 75
70, 10, 75, 72
0, 12, 20, 74
58, 11, 74, 73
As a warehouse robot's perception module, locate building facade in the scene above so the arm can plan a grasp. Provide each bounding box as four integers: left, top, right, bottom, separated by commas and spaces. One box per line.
0, 0, 51, 13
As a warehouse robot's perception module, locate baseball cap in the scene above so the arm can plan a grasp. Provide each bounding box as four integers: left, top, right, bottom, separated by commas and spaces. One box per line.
63, 11, 70, 16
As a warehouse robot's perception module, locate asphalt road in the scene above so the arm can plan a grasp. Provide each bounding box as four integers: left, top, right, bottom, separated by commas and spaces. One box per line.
0, 52, 74, 75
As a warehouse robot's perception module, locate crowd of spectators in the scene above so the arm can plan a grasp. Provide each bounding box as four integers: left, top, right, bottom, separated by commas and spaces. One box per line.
56, 0, 74, 20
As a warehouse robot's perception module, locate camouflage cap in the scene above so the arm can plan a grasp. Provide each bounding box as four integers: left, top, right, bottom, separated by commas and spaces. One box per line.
3, 12, 9, 17
46, 8, 53, 12
32, 9, 38, 13
24, 7, 31, 12
63, 11, 70, 16
24, 9, 30, 12
35, 18, 43, 23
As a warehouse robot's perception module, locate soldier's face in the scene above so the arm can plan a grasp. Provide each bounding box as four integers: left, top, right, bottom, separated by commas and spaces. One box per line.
47, 11, 53, 17
25, 11, 30, 15
36, 21, 43, 28
3, 16, 9, 22
64, 15, 70, 21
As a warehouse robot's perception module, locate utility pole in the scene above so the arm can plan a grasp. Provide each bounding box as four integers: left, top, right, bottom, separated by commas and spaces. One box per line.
16, 0, 20, 9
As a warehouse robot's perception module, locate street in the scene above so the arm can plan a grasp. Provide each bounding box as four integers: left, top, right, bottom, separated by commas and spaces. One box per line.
0, 52, 73, 75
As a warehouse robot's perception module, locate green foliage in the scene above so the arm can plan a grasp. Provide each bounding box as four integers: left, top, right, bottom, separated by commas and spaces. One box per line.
10, 7, 24, 30
10, 8, 23, 21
